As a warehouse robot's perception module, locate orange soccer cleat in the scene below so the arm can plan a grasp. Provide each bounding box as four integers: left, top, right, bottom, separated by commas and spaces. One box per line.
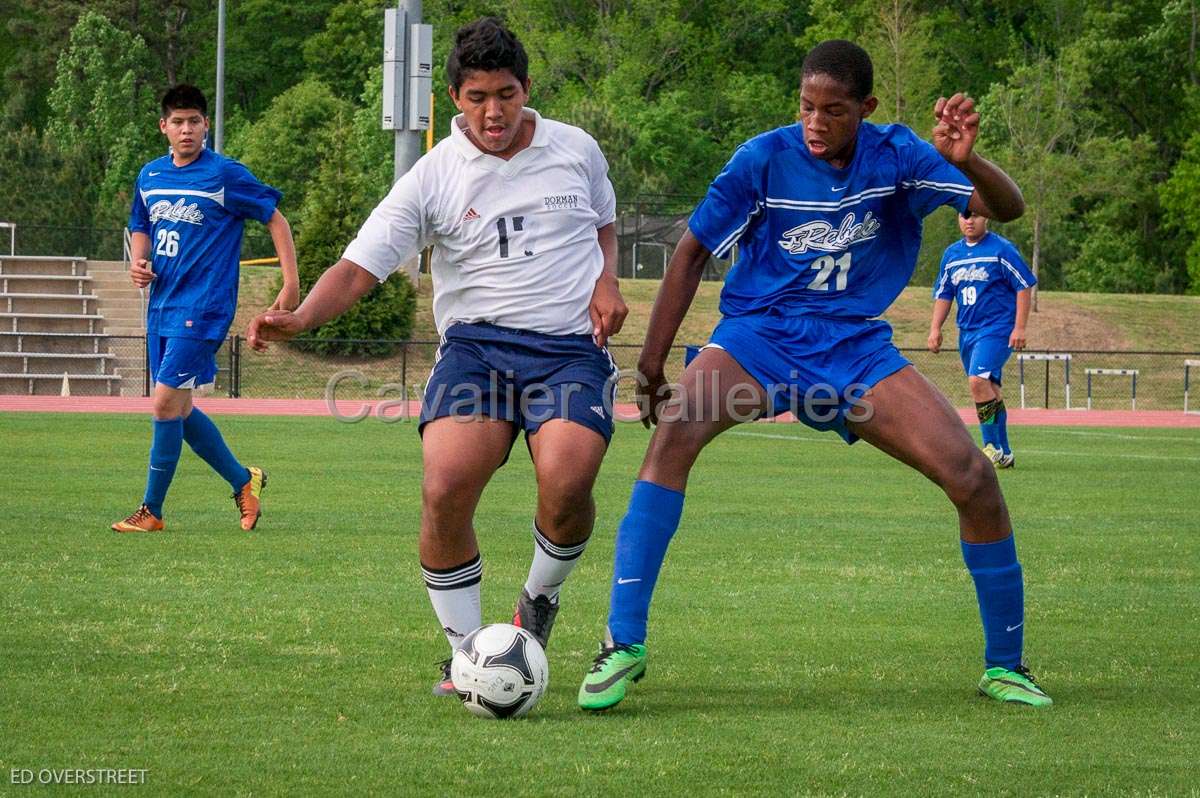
233, 466, 267, 530
111, 505, 165, 533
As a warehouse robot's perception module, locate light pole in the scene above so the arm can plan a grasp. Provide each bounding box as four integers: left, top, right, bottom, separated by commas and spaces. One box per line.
214, 0, 226, 153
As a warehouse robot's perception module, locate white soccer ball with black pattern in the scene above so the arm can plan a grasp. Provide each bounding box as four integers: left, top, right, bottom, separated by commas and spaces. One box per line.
451, 623, 549, 719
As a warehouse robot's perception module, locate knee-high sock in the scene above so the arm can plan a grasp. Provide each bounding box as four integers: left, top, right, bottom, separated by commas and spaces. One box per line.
962, 534, 1024, 670
524, 521, 589, 602
183, 407, 250, 491
422, 554, 483, 652
994, 402, 1011, 454
606, 480, 686, 646
143, 417, 184, 518
976, 398, 1002, 449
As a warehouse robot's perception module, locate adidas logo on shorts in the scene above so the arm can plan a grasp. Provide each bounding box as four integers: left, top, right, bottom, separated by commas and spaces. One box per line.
590, 405, 605, 418
462, 207, 480, 222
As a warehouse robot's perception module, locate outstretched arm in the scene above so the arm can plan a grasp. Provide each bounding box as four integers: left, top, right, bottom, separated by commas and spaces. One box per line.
265, 210, 300, 311
246, 258, 378, 351
638, 230, 710, 426
933, 93, 1025, 222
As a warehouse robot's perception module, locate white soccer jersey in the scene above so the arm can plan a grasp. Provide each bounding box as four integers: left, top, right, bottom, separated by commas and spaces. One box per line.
342, 108, 617, 336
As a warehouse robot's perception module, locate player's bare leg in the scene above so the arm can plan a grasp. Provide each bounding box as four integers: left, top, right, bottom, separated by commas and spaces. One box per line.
420, 416, 515, 693
847, 366, 1050, 706
580, 347, 769, 711
639, 347, 770, 490
848, 365, 1007, 541
514, 419, 609, 648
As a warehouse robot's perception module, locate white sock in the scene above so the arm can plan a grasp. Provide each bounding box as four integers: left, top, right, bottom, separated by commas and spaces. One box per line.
524, 521, 588, 603
422, 554, 483, 651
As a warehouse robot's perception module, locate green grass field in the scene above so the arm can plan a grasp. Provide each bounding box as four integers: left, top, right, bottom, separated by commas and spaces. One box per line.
3, 413, 1198, 796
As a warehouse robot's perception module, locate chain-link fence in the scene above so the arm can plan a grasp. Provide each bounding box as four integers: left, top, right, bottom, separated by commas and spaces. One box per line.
6, 330, 1198, 412
223, 341, 1198, 412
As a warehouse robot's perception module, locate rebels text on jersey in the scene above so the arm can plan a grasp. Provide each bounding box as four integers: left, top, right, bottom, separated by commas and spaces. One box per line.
934, 231, 1036, 336
343, 108, 617, 337
689, 122, 973, 320
128, 148, 281, 339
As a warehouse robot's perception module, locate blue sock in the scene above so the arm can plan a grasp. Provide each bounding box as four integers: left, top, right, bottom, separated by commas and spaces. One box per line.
183, 408, 250, 491
143, 417, 184, 518
976, 398, 1001, 449
995, 404, 1011, 454
606, 480, 686, 645
961, 534, 1024, 670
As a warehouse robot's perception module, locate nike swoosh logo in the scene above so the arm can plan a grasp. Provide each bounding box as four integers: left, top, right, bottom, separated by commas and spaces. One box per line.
150, 466, 166, 472
177, 372, 190, 377
149, 171, 161, 176
1006, 623, 1023, 632
584, 664, 638, 693
616, 577, 641, 585
831, 185, 847, 192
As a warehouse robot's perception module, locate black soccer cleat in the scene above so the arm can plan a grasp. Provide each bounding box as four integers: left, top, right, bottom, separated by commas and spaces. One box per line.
512, 589, 559, 651
432, 657, 455, 696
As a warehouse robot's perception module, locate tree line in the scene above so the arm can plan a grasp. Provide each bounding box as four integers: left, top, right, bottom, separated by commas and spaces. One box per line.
1, 0, 1197, 296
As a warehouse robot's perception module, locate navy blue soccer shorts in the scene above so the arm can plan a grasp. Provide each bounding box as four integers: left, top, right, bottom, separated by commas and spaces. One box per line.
958, 332, 1011, 385
702, 310, 910, 444
419, 322, 619, 450
148, 335, 221, 390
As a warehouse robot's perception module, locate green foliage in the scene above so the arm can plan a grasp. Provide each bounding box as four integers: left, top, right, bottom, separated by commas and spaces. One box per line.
294, 111, 416, 356
226, 78, 353, 222
0, 125, 98, 253
861, 0, 943, 131
45, 11, 159, 229
303, 0, 384, 101
1, 0, 1197, 293
1160, 132, 1200, 295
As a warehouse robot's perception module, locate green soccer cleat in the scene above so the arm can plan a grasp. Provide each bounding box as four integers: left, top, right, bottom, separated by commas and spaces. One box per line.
982, 443, 1015, 469
978, 665, 1052, 707
578, 641, 647, 712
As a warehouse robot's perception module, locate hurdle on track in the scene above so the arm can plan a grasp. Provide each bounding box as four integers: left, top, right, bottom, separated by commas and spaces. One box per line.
1085, 368, 1139, 410
1018, 353, 1072, 409
1186, 360, 1200, 414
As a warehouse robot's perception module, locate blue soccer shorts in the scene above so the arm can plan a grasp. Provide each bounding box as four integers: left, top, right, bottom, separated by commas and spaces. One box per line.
419, 322, 619, 451
703, 310, 910, 444
148, 335, 221, 390
959, 333, 1011, 385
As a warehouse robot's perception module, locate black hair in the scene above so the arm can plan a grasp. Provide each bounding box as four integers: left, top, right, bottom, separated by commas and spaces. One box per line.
801, 40, 874, 101
446, 17, 528, 91
161, 84, 208, 118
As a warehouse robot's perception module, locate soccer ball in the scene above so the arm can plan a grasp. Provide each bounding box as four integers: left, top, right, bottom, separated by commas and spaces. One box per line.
451, 623, 549, 719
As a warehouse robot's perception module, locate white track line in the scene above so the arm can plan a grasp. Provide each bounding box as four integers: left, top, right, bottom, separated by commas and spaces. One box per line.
1034, 428, 1200, 444
729, 430, 1200, 462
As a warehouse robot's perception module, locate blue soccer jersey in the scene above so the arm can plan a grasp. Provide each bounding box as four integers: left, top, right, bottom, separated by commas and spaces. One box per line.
128, 148, 281, 339
933, 231, 1036, 336
689, 122, 973, 320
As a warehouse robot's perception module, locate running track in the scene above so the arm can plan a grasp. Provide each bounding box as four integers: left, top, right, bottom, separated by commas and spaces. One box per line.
2, 395, 1199, 428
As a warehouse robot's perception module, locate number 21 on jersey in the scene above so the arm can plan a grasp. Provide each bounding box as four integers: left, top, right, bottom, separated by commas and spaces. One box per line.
806, 252, 851, 291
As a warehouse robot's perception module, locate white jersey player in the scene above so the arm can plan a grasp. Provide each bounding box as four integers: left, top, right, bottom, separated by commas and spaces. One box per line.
247, 17, 628, 696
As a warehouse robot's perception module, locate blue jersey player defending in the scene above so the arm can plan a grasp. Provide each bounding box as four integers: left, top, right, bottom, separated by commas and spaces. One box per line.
929, 213, 1035, 468
578, 41, 1051, 709
112, 85, 299, 533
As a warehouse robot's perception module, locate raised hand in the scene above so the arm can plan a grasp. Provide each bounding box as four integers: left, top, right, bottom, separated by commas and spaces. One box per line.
933, 93, 980, 165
